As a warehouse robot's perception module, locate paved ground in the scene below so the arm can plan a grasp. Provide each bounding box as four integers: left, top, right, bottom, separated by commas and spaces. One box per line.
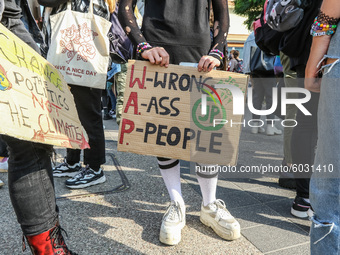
0, 109, 311, 255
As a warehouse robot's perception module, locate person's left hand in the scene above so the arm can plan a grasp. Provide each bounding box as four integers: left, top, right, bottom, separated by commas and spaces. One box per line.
198, 55, 221, 72
305, 36, 331, 93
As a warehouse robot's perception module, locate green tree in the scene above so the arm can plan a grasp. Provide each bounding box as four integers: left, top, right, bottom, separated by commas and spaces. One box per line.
233, 0, 265, 30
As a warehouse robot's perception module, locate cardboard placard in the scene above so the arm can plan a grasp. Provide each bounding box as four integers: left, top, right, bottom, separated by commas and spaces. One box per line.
118, 60, 248, 165
0, 24, 89, 149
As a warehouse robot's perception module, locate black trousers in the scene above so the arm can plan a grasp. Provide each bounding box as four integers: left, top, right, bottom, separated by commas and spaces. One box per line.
291, 66, 319, 198
66, 85, 106, 169
0, 137, 8, 157
250, 75, 276, 121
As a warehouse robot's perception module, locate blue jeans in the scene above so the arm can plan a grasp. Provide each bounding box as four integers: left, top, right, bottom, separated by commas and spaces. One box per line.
310, 23, 340, 255
108, 86, 117, 111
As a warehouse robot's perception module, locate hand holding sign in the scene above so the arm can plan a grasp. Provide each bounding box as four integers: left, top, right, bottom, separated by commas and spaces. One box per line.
198, 55, 221, 72
141, 46, 170, 67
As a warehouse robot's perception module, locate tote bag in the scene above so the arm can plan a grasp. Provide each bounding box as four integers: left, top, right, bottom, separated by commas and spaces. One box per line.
47, 0, 111, 89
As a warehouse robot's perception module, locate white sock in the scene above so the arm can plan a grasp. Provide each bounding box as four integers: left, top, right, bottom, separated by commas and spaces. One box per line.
158, 159, 184, 205
196, 174, 218, 206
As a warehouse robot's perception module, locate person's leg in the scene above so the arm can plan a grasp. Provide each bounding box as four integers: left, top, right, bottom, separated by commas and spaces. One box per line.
195, 165, 241, 241
290, 66, 319, 218
158, 157, 185, 246
53, 88, 83, 176
102, 88, 112, 120
64, 85, 106, 188
72, 86, 106, 169
52, 148, 82, 177
0, 137, 9, 158
0, 137, 6, 185
0, 137, 9, 172
1, 16, 75, 253
280, 53, 299, 165
65, 148, 81, 166
2, 136, 58, 235
53, 142, 82, 178
108, 86, 117, 117
196, 172, 217, 207
276, 53, 298, 188
310, 59, 340, 255
158, 158, 184, 204
290, 92, 319, 217
3, 136, 74, 253
115, 63, 128, 126
263, 76, 282, 135
250, 75, 266, 134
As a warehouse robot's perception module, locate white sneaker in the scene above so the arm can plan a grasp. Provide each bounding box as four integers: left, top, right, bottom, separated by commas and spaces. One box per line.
159, 201, 186, 245
0, 179, 4, 187
251, 127, 259, 134
200, 199, 241, 240
258, 127, 265, 133
251, 127, 265, 134
266, 125, 282, 136
0, 157, 8, 172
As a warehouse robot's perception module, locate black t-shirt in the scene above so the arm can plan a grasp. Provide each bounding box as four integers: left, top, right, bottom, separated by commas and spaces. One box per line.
142, 1, 211, 49
3, 0, 21, 19
119, 0, 229, 64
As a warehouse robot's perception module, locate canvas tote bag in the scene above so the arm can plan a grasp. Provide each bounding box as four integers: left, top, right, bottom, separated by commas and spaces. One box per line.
47, 0, 111, 89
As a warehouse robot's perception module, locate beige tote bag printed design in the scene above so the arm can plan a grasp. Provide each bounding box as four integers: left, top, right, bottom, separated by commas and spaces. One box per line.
47, 0, 111, 89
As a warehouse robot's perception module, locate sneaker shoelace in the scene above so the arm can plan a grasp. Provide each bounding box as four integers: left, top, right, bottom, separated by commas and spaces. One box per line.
164, 202, 181, 222
213, 199, 233, 220
73, 165, 92, 179
55, 159, 68, 169
55, 158, 73, 170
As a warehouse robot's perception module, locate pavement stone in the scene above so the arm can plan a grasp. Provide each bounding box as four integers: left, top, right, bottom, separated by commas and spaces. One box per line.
263, 243, 309, 255
241, 221, 309, 254
0, 108, 312, 254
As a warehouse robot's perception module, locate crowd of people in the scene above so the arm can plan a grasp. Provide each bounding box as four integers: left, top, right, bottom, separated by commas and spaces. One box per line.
0, 0, 339, 254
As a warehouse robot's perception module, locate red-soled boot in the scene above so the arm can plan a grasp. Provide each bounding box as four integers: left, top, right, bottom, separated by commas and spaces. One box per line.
24, 224, 77, 255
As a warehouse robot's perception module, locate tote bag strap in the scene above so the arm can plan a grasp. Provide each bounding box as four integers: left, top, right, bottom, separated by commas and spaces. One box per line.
67, 0, 94, 14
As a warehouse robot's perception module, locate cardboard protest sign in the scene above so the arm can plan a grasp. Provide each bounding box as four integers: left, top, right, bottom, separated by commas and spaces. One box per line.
118, 60, 248, 165
0, 24, 89, 149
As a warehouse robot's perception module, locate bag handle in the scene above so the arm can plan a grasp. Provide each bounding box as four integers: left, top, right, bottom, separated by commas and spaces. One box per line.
67, 0, 94, 14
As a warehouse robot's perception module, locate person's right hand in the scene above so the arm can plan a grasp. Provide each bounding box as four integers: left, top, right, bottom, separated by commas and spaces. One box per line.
141, 47, 170, 67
